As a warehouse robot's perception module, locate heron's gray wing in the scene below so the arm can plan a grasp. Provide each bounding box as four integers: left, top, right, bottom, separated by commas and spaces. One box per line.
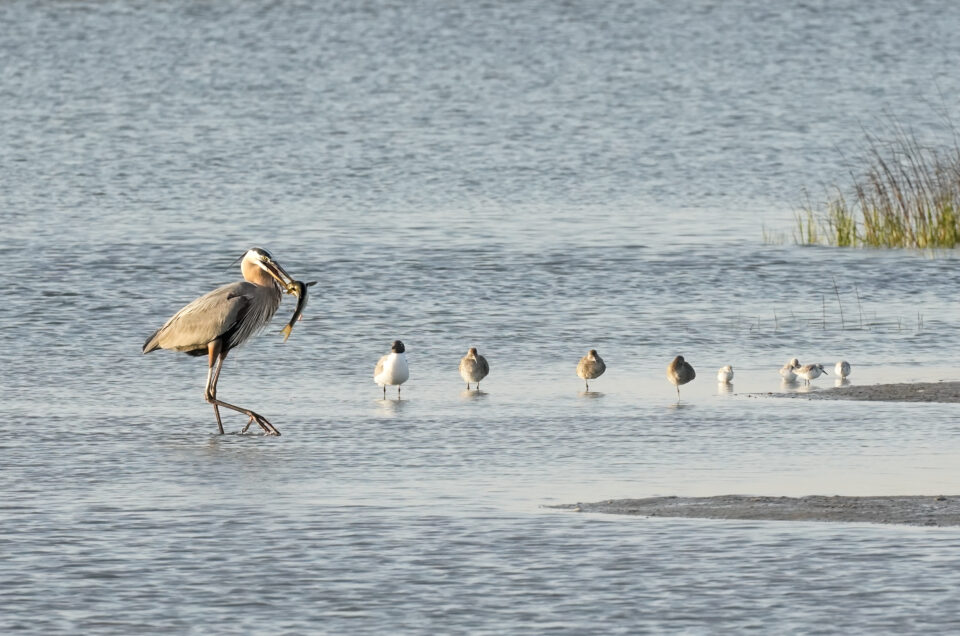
143, 282, 253, 353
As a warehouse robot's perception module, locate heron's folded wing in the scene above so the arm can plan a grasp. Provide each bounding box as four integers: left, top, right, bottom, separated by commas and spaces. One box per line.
145, 282, 252, 353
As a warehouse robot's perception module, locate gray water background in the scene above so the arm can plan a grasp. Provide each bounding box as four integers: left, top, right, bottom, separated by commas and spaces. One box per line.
4, 1, 960, 633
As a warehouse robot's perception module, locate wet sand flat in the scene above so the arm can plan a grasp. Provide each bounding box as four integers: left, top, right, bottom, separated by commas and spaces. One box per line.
556, 381, 960, 527
554, 495, 960, 527
774, 381, 960, 403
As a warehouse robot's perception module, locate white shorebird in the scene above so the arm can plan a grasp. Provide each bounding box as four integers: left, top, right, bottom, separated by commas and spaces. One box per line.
459, 347, 489, 390
795, 362, 827, 385
716, 365, 734, 383
835, 360, 851, 379
667, 355, 696, 400
374, 340, 409, 399
779, 358, 800, 382
577, 349, 606, 391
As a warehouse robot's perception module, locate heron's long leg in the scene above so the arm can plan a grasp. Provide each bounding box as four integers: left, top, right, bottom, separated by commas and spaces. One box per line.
206, 341, 225, 435
204, 341, 280, 436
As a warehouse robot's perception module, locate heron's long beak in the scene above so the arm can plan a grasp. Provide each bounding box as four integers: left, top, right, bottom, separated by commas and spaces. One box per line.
259, 259, 296, 290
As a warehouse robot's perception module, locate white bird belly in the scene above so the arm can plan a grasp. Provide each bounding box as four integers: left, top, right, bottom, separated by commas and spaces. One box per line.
375, 353, 409, 386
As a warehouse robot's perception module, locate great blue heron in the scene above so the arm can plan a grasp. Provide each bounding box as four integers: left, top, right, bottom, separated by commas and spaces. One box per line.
374, 340, 409, 399
459, 347, 489, 390
667, 355, 696, 400
142, 247, 296, 435
576, 349, 606, 391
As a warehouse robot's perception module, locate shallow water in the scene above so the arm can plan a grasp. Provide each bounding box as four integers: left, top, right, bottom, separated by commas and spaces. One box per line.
4, 1, 960, 633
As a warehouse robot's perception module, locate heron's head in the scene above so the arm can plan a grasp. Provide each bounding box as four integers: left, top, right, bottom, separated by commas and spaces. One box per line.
240, 247, 295, 288
392, 340, 406, 354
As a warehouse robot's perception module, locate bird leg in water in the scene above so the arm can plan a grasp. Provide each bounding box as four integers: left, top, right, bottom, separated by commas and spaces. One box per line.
205, 343, 225, 435
204, 341, 280, 436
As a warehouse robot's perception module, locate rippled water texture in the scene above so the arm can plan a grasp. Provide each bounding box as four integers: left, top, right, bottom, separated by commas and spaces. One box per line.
4, 1, 960, 633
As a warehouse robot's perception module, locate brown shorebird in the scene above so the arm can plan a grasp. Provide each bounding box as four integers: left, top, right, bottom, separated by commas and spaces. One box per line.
459, 347, 490, 390
577, 349, 606, 391
667, 355, 696, 400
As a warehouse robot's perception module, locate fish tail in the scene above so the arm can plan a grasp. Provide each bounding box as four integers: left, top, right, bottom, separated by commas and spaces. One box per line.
281, 324, 292, 342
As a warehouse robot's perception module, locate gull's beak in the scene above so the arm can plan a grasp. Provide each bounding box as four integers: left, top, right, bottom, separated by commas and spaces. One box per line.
258, 258, 296, 290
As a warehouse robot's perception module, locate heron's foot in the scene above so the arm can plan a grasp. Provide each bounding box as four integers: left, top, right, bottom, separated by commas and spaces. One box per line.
251, 412, 280, 436
240, 416, 255, 434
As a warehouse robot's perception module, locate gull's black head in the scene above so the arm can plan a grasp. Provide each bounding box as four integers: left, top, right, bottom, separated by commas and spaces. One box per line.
392, 340, 405, 353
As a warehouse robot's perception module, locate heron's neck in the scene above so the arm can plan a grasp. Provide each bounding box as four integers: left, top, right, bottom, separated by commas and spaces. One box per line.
241, 260, 278, 288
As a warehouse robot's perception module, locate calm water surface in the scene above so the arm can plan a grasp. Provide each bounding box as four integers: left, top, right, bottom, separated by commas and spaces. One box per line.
3, 1, 960, 633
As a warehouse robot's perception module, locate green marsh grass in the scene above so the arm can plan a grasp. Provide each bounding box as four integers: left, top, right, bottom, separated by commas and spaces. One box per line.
792, 122, 960, 248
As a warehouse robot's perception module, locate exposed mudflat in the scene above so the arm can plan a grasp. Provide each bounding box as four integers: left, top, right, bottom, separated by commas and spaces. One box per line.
554, 495, 960, 527
766, 381, 960, 403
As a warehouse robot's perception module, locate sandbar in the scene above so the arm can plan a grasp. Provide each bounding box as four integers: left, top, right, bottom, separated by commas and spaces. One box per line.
553, 495, 960, 526
770, 380, 960, 403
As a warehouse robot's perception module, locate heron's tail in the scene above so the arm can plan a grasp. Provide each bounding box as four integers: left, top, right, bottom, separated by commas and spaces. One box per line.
142, 328, 162, 354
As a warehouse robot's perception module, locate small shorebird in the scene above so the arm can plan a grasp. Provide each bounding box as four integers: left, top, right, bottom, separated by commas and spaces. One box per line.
835, 360, 851, 379
716, 365, 734, 383
576, 349, 606, 391
795, 362, 827, 385
779, 358, 800, 382
459, 347, 489, 390
667, 355, 696, 400
374, 340, 409, 399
